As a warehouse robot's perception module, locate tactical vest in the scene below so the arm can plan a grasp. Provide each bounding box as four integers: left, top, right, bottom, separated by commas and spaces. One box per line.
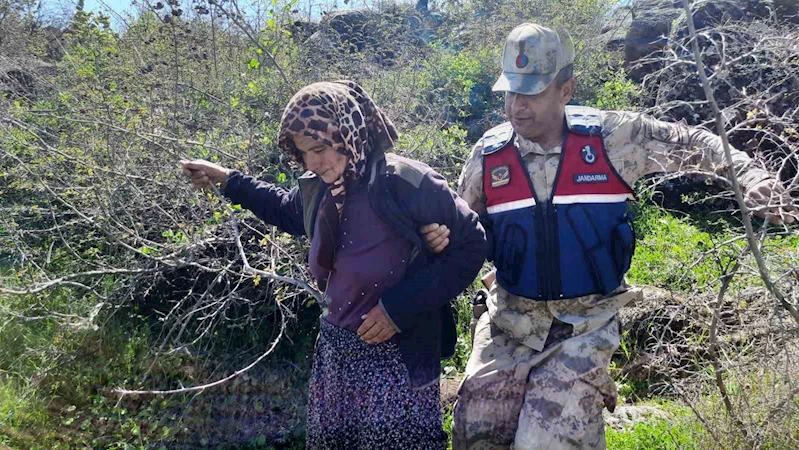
481, 106, 636, 300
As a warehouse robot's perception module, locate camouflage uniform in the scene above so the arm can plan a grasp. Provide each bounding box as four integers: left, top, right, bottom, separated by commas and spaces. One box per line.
451, 110, 772, 450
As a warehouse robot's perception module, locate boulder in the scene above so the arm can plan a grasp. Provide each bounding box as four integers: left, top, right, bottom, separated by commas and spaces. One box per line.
290, 20, 319, 41
615, 283, 799, 392
306, 7, 444, 63
324, 9, 373, 51
624, 0, 683, 81
671, 0, 745, 39
625, 0, 799, 79
304, 29, 338, 52
0, 57, 56, 99
599, 7, 634, 52
773, 0, 799, 20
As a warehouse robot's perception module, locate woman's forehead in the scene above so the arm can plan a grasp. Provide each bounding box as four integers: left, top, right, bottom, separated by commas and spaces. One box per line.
293, 133, 327, 150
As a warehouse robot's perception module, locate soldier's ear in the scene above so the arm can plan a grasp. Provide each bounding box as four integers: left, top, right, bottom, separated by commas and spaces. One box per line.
560, 77, 575, 105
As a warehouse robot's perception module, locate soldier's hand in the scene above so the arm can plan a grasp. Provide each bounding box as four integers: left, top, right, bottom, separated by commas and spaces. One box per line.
181, 159, 230, 190
744, 179, 798, 225
357, 305, 397, 344
420, 223, 450, 254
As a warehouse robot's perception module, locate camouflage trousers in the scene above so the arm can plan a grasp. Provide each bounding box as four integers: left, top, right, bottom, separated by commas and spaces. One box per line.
452, 312, 619, 450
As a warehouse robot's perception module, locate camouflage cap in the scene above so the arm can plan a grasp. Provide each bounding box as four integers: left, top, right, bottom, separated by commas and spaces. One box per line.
493, 24, 575, 95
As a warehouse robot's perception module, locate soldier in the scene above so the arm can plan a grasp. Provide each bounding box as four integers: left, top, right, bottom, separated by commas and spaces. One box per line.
421, 23, 798, 450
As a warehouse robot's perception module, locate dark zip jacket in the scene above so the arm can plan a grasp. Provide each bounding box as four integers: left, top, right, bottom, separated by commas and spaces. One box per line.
223, 150, 487, 387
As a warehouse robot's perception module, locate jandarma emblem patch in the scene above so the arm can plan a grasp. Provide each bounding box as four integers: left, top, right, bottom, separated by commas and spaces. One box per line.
574, 173, 609, 184
581, 145, 597, 164
491, 165, 511, 187
516, 41, 529, 68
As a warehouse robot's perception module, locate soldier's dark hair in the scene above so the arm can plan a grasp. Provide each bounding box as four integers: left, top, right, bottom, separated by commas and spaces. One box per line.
555, 64, 574, 88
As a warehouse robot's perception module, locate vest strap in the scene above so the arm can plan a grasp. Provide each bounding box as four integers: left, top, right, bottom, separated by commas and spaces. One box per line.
481, 122, 515, 155
565, 105, 602, 136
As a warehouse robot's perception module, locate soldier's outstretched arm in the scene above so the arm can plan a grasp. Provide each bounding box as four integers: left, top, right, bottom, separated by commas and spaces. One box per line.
602, 111, 797, 224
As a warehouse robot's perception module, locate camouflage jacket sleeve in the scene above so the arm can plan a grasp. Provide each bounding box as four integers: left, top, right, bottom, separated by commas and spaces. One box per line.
457, 140, 494, 258
457, 141, 487, 215
601, 111, 773, 190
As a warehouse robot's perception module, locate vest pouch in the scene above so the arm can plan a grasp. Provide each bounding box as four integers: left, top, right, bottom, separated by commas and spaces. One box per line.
565, 204, 620, 295
496, 223, 528, 286
611, 217, 635, 279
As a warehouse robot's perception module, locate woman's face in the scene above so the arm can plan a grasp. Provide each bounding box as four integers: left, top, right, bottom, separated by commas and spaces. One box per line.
293, 134, 348, 184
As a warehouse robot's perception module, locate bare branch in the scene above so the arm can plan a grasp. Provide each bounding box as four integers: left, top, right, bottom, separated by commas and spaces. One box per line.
111, 300, 288, 396
681, 0, 799, 324
0, 268, 161, 295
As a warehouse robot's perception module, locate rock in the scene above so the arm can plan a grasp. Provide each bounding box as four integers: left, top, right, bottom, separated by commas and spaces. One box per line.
409, 11, 446, 44
403, 13, 424, 33
0, 57, 56, 99
302, 29, 340, 74
599, 6, 634, 52
604, 405, 670, 431
616, 282, 799, 393
290, 20, 319, 40
425, 11, 446, 28
769, 0, 799, 23
624, 286, 681, 311
440, 376, 463, 412
617, 286, 704, 383
324, 9, 373, 51
672, 0, 745, 39
305, 7, 444, 62
304, 30, 338, 52
625, 0, 799, 79
624, 0, 683, 81
40, 26, 66, 61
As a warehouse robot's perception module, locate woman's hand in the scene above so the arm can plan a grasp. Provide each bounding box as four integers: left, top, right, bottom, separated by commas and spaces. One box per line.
420, 223, 450, 254
181, 159, 230, 189
357, 305, 398, 344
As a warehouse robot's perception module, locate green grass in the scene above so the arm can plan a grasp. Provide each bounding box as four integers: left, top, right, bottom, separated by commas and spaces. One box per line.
607, 419, 697, 450
628, 203, 735, 291
0, 312, 156, 449
441, 397, 702, 450
0, 377, 48, 431
443, 403, 455, 450
627, 201, 798, 294
607, 401, 701, 450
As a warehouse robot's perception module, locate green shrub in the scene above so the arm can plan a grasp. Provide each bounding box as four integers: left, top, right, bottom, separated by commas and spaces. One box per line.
395, 123, 473, 182
584, 67, 639, 111
420, 45, 501, 123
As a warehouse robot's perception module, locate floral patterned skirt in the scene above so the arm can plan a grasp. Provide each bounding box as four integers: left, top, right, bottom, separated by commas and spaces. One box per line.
306, 319, 447, 450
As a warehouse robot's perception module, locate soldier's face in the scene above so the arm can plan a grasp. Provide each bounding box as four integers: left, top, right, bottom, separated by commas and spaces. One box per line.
505, 78, 574, 141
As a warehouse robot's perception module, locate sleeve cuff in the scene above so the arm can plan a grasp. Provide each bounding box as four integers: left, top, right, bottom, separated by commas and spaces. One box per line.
220, 170, 239, 196
740, 173, 774, 193
378, 298, 401, 333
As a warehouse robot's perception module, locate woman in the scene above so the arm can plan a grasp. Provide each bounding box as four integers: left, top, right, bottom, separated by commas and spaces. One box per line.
181, 80, 486, 449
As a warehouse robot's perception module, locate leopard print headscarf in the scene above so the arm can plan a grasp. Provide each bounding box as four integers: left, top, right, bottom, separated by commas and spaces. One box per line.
278, 80, 398, 214
277, 80, 398, 271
